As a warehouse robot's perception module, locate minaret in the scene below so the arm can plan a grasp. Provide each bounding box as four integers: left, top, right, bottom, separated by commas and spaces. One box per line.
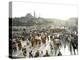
39, 13, 40, 18
34, 11, 35, 18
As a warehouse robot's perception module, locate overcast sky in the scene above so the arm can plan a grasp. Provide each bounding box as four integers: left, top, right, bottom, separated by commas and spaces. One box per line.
12, 2, 78, 20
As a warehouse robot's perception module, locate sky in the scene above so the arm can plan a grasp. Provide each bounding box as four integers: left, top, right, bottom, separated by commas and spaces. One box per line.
12, 1, 78, 20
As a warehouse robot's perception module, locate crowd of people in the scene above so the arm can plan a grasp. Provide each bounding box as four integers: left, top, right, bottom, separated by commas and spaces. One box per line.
9, 27, 78, 58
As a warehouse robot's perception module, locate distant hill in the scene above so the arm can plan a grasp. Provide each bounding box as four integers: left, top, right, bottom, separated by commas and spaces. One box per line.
12, 13, 78, 27
12, 13, 54, 26
65, 17, 78, 27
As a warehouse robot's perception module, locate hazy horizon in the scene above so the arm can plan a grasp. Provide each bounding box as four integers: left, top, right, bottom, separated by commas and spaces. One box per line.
12, 2, 78, 20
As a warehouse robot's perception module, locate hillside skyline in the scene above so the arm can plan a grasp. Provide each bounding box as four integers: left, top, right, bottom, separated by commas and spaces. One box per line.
12, 2, 78, 20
